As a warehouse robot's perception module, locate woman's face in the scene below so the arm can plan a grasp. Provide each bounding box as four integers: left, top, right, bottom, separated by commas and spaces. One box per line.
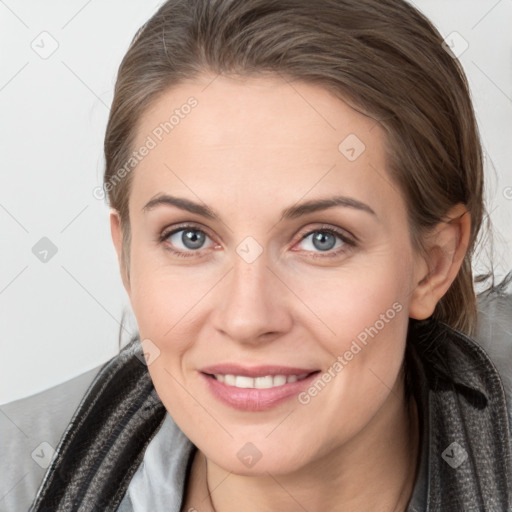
117, 74, 424, 475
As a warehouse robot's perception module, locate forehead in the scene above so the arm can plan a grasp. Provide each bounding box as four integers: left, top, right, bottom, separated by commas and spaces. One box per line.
130, 74, 403, 220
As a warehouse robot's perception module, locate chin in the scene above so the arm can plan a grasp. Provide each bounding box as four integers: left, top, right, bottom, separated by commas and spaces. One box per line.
199, 433, 320, 477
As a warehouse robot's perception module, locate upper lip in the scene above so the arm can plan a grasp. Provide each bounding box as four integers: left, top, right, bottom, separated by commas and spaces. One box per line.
200, 364, 319, 378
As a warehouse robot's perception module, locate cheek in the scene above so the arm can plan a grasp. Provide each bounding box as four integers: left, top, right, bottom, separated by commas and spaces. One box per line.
129, 271, 199, 350
290, 251, 412, 344
127, 251, 227, 421
128, 261, 207, 420
290, 251, 413, 399
128, 240, 193, 335
288, 270, 410, 449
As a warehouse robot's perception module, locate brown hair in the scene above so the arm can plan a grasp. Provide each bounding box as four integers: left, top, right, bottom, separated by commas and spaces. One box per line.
104, 0, 485, 335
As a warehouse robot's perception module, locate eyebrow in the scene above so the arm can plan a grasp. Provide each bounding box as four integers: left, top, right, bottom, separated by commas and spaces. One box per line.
143, 194, 217, 219
142, 193, 376, 220
281, 196, 376, 219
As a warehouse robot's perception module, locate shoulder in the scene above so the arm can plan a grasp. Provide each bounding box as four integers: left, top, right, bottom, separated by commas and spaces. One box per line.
406, 290, 512, 509
475, 288, 512, 430
0, 364, 104, 512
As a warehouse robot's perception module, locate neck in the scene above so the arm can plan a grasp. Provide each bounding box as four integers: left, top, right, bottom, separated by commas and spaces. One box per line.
184, 378, 420, 512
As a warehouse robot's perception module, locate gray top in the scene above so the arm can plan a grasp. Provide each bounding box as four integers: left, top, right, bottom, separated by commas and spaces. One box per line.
2, 293, 511, 512
0, 367, 101, 512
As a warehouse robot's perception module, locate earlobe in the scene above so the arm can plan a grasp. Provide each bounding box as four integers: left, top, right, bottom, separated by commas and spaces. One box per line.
409, 204, 471, 320
110, 209, 131, 294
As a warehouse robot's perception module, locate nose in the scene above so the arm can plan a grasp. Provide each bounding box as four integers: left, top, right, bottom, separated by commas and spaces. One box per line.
211, 255, 293, 346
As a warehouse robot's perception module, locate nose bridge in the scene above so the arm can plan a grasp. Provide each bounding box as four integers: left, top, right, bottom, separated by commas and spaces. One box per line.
231, 253, 267, 304
212, 250, 291, 343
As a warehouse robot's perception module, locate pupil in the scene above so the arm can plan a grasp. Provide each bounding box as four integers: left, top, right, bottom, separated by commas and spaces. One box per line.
182, 230, 205, 249
312, 232, 335, 251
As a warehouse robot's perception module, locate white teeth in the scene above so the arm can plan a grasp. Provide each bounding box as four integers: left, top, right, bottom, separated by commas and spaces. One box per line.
254, 376, 274, 389
235, 376, 254, 388
273, 375, 286, 387
214, 374, 305, 389
224, 374, 236, 386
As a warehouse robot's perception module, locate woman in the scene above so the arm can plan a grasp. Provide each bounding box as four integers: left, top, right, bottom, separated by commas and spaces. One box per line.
4, 0, 512, 510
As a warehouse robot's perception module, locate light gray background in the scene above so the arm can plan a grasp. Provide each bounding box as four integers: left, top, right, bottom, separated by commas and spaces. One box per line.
1, 0, 511, 404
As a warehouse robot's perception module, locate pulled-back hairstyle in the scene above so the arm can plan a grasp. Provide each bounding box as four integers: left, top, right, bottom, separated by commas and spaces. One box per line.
104, 0, 485, 335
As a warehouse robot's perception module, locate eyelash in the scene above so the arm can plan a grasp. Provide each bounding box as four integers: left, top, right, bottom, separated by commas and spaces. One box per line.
158, 223, 356, 259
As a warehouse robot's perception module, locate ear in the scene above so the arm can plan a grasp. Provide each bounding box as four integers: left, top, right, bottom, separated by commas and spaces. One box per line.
110, 209, 131, 294
409, 203, 471, 320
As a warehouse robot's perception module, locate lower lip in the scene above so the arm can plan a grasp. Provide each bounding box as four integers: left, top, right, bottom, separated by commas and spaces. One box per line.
201, 372, 319, 411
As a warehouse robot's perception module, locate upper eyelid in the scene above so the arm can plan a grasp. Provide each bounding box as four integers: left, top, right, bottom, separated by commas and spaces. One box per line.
297, 224, 356, 244
161, 223, 214, 239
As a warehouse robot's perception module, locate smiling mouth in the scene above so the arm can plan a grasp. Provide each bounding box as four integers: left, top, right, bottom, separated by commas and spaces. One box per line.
201, 368, 322, 411
205, 372, 318, 389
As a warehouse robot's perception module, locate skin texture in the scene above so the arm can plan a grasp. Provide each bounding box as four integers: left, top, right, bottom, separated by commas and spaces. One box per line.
110, 74, 470, 511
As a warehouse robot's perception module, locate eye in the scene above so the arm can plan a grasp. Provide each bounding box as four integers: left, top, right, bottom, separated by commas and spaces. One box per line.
295, 227, 354, 256
160, 226, 215, 255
